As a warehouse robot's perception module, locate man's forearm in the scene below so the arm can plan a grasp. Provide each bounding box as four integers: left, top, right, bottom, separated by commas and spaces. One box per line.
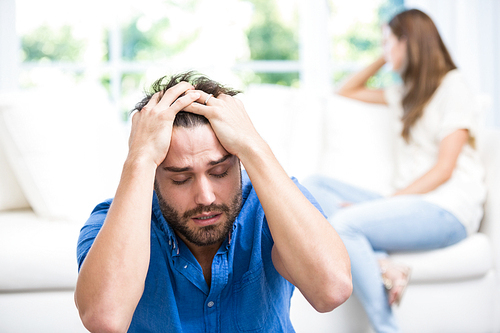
239, 140, 352, 312
75, 156, 156, 332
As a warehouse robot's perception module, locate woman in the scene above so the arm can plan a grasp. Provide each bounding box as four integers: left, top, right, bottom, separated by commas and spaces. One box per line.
304, 9, 486, 333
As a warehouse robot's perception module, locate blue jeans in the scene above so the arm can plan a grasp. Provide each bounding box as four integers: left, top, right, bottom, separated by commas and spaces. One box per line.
303, 176, 467, 333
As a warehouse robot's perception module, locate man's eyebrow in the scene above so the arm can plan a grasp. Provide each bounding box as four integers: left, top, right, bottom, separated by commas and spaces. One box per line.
209, 154, 233, 166
164, 154, 233, 172
164, 166, 191, 172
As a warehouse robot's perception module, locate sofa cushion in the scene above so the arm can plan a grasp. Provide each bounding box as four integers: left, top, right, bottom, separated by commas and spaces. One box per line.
0, 209, 80, 291
0, 86, 127, 222
241, 87, 397, 191
319, 95, 396, 196
240, 84, 326, 181
0, 139, 29, 211
0, 94, 29, 211
390, 233, 492, 282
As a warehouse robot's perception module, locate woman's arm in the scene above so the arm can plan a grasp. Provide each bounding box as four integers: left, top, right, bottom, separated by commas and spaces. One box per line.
393, 129, 470, 195
337, 56, 387, 104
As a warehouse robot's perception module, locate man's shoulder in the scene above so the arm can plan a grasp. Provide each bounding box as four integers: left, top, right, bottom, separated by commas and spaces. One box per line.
82, 198, 114, 228
241, 170, 252, 196
92, 198, 114, 212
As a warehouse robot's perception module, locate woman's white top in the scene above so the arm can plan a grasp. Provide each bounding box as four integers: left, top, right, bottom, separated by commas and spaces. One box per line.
385, 69, 486, 235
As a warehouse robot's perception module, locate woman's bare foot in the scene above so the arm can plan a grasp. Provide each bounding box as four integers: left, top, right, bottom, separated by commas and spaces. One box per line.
378, 259, 411, 306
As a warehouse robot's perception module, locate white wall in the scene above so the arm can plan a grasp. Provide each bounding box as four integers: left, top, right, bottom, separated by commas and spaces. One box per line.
0, 0, 19, 92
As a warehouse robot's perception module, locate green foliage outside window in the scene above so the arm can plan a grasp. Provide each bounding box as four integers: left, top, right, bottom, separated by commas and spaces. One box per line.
118, 16, 198, 61
245, 0, 299, 86
107, 3, 201, 111
21, 25, 85, 62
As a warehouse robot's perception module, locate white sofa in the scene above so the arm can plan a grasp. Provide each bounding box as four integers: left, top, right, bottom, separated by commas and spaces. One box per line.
0, 85, 498, 332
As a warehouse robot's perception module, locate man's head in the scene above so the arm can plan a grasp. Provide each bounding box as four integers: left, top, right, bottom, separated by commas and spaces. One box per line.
134, 71, 240, 130
136, 72, 243, 248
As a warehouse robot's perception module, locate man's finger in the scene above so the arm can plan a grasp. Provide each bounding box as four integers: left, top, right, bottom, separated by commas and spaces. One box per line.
169, 92, 201, 113
155, 81, 194, 110
185, 90, 222, 107
141, 92, 161, 112
182, 102, 211, 118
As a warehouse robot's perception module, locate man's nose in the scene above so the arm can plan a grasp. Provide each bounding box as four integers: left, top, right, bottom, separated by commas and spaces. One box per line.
194, 176, 216, 206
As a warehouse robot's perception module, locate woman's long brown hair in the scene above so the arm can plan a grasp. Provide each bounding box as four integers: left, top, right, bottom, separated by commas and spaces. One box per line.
389, 9, 457, 141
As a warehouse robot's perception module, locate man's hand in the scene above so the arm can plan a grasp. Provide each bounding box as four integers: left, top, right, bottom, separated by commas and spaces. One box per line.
129, 82, 199, 167
183, 91, 263, 159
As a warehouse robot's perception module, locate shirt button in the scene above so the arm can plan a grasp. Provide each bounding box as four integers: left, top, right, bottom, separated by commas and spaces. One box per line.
207, 301, 214, 308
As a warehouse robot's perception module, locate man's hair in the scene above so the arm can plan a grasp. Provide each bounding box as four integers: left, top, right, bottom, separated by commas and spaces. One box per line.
133, 71, 241, 128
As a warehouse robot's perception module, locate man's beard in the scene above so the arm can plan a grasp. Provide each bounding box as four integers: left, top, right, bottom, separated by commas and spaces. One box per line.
155, 181, 243, 247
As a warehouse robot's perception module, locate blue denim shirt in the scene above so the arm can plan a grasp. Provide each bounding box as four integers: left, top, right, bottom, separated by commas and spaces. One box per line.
77, 172, 322, 332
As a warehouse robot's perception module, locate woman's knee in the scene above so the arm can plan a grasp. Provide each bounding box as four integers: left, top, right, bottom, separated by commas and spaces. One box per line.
329, 206, 379, 237
329, 210, 356, 235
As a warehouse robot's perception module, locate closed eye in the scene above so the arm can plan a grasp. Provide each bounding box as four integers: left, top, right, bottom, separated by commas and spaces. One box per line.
212, 170, 228, 179
171, 177, 190, 185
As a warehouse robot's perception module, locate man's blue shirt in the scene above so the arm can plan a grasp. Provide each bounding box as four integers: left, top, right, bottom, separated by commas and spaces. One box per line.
77, 171, 323, 332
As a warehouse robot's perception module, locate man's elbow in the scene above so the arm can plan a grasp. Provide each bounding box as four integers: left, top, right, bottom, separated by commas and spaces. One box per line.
312, 275, 353, 313
79, 309, 131, 333
76, 296, 131, 333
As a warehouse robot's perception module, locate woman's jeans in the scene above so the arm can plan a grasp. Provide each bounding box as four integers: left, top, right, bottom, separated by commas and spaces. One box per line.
303, 176, 467, 333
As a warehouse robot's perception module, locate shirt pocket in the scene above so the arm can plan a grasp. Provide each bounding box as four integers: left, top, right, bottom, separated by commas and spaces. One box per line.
232, 262, 271, 332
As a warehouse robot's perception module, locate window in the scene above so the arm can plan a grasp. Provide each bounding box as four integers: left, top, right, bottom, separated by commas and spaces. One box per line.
2, 0, 498, 125
15, 0, 405, 110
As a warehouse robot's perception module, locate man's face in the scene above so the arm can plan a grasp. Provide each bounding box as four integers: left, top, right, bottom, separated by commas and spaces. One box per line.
155, 124, 242, 248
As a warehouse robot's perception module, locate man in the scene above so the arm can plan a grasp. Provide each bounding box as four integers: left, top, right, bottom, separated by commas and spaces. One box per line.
75, 72, 351, 332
